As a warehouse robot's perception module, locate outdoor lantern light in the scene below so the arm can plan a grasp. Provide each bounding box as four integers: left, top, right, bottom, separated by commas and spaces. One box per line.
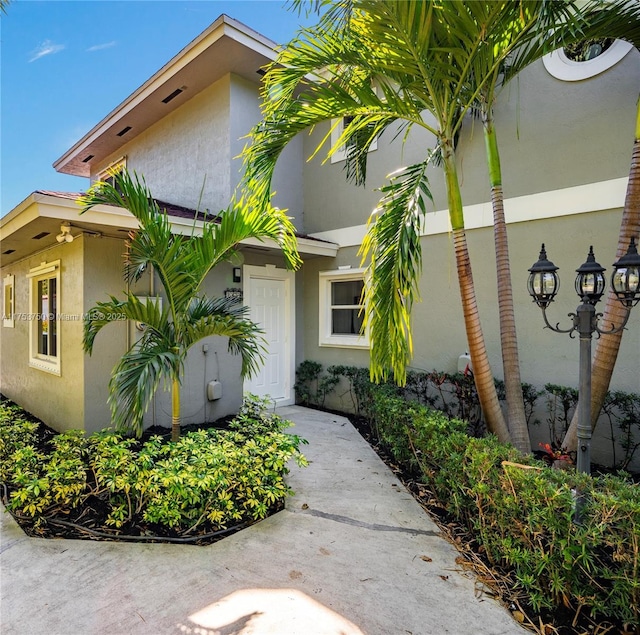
611, 236, 640, 308
527, 244, 559, 308
574, 246, 606, 304
527, 237, 639, 522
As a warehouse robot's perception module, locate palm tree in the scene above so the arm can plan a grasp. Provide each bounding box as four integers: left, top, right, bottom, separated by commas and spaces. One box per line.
563, 97, 640, 453
244, 1, 563, 445
245, 0, 639, 451
468, 0, 640, 453
80, 169, 300, 441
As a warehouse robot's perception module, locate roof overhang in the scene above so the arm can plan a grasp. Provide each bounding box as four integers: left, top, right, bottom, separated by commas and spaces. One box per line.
53, 15, 279, 178
0, 192, 138, 267
1, 192, 338, 268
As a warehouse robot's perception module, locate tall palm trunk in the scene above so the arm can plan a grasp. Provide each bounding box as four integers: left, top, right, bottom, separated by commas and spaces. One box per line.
562, 99, 640, 452
443, 141, 511, 444
171, 376, 181, 442
483, 113, 531, 455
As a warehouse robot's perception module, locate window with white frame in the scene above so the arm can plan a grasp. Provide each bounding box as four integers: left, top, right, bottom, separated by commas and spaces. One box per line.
319, 268, 369, 348
330, 115, 378, 164
27, 261, 60, 374
98, 156, 126, 188
3, 274, 14, 328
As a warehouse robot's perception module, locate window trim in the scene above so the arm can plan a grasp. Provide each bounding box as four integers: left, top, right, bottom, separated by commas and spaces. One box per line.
97, 156, 126, 185
542, 39, 633, 82
319, 267, 369, 349
3, 274, 15, 328
330, 116, 378, 164
27, 260, 61, 375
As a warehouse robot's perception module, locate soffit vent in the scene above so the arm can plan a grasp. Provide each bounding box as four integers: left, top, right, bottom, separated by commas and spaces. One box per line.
3, 249, 16, 254
82, 155, 94, 163
162, 88, 184, 104
117, 126, 132, 137
32, 232, 50, 240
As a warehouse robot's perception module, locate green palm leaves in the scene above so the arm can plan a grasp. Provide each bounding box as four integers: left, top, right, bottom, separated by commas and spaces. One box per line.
80, 169, 299, 439
244, 0, 639, 446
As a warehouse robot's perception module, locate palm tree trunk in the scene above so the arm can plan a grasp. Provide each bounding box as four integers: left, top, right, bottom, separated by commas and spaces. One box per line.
562, 100, 640, 452
171, 376, 181, 442
443, 143, 511, 444
484, 114, 531, 455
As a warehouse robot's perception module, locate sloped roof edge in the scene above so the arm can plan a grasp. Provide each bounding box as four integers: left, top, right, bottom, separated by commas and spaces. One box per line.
53, 15, 278, 179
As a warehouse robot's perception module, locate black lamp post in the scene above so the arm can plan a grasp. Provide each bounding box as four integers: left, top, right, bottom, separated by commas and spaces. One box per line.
527, 237, 640, 478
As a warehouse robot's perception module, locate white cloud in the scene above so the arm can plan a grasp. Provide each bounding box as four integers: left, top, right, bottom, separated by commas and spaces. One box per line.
86, 41, 117, 52
29, 40, 65, 62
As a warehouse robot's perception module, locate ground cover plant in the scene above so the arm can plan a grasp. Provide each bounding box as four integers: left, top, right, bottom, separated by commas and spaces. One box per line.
295, 361, 640, 634
0, 396, 307, 544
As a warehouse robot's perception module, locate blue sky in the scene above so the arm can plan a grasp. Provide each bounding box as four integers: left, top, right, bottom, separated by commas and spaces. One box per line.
1, 0, 315, 217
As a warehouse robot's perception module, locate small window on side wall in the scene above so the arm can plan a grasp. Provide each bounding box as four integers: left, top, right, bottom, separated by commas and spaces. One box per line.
27, 261, 61, 375
319, 268, 369, 349
330, 116, 378, 164
3, 274, 14, 328
97, 157, 126, 189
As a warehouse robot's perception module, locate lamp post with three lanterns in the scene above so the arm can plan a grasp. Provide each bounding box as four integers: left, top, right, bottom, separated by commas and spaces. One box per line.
527, 237, 640, 478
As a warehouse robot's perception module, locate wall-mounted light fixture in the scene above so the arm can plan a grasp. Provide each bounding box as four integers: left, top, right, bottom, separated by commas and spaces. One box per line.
232, 267, 242, 283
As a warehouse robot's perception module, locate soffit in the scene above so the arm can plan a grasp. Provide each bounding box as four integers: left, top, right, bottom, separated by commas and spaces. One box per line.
53, 15, 277, 179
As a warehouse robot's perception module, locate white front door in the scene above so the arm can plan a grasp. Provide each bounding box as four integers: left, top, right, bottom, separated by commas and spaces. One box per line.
244, 265, 295, 405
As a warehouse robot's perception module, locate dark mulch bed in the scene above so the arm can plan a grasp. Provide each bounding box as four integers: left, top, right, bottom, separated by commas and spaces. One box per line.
345, 410, 639, 635
1, 407, 281, 546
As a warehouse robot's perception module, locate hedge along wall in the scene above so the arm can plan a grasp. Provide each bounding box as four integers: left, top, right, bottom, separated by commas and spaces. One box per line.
367, 393, 639, 627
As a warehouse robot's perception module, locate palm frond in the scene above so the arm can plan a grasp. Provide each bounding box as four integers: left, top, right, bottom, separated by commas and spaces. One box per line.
108, 343, 180, 437
359, 159, 433, 385
183, 297, 267, 379
191, 200, 301, 280
84, 294, 171, 354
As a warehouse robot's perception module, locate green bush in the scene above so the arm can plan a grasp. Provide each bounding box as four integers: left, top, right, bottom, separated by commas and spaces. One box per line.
367, 392, 640, 626
0, 397, 307, 538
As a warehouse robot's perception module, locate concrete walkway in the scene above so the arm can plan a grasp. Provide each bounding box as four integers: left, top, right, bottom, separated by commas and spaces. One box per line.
1, 406, 525, 635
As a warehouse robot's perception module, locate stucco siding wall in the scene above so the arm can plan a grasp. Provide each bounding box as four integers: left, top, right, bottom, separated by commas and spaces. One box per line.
301, 51, 640, 234
82, 236, 129, 434
94, 76, 233, 214
0, 240, 86, 432
229, 75, 304, 227
302, 208, 637, 393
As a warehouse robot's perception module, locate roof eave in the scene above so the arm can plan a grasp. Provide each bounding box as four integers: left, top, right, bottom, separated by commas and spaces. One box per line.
53, 15, 279, 179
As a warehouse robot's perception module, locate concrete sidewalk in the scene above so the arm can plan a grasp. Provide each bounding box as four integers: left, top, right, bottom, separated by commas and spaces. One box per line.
1, 406, 524, 635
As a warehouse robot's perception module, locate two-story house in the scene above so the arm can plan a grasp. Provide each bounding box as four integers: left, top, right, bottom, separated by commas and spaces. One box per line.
1, 15, 638, 453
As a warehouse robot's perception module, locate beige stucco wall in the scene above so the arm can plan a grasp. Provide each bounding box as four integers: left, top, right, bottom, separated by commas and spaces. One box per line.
82, 235, 129, 434
302, 208, 638, 392
0, 234, 133, 434
93, 73, 304, 228
228, 75, 305, 226
0, 239, 86, 431
94, 76, 232, 213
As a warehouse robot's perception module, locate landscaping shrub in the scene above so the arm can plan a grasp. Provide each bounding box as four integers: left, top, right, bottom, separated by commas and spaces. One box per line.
367, 392, 640, 627
297, 360, 640, 469
0, 396, 308, 540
